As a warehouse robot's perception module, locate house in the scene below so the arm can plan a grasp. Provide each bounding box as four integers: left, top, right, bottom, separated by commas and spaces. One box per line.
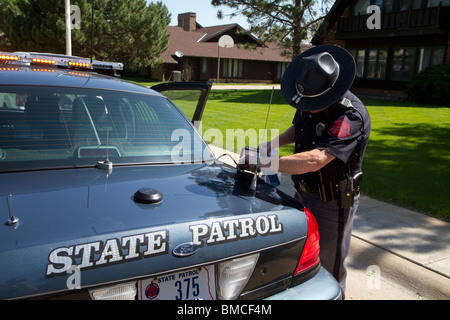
154, 12, 310, 83
312, 0, 450, 90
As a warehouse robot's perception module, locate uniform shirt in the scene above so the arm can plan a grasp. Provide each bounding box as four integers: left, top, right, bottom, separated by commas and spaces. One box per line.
292, 91, 371, 184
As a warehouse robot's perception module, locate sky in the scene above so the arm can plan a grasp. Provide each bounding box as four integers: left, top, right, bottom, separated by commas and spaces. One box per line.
153, 0, 250, 29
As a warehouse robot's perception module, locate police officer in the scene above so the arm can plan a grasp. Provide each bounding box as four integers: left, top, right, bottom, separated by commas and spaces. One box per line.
258, 45, 371, 297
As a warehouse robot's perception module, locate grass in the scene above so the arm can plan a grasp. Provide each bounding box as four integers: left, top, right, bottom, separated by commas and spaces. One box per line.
121, 76, 161, 87
197, 89, 449, 220
360, 99, 450, 220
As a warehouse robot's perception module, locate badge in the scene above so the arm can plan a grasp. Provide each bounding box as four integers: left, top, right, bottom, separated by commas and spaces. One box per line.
330, 116, 351, 138
316, 122, 326, 137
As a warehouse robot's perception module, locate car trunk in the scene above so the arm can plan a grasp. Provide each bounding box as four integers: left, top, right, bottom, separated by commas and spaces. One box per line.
0, 162, 308, 299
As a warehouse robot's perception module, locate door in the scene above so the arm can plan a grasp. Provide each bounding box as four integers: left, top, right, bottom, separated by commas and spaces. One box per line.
152, 82, 211, 129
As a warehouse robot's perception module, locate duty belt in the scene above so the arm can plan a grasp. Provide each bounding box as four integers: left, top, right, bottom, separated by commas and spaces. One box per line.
292, 175, 337, 202
292, 172, 363, 209
293, 179, 318, 194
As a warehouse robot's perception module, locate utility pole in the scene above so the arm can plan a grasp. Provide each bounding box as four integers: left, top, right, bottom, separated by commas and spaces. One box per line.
65, 0, 72, 56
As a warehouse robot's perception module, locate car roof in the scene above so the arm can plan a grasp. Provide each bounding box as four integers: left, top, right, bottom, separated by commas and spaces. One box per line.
0, 65, 161, 96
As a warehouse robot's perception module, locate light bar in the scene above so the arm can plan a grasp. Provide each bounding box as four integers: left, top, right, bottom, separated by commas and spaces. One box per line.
0, 54, 19, 62
0, 51, 123, 74
92, 60, 124, 71
68, 61, 91, 68
32, 57, 56, 65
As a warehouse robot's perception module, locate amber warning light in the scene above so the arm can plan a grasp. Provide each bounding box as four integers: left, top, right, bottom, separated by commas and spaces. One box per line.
68, 61, 91, 68
0, 54, 19, 62
32, 57, 57, 65
0, 51, 122, 74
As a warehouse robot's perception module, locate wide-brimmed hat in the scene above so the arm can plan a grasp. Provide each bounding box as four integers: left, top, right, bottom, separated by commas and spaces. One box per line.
281, 45, 356, 111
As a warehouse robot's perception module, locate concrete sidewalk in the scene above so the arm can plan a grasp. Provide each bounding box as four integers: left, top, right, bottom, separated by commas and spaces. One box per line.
209, 145, 450, 299
277, 173, 450, 300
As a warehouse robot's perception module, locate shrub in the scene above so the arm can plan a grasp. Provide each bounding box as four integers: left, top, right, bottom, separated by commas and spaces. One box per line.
405, 64, 450, 106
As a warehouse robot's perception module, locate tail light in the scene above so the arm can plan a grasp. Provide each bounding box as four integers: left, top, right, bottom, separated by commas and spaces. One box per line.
216, 253, 260, 300
89, 281, 137, 300
293, 207, 320, 275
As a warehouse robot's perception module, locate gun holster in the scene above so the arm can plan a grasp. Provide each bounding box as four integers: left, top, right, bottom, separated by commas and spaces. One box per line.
337, 172, 363, 208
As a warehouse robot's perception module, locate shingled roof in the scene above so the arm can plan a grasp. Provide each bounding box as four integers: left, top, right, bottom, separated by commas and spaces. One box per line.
161, 22, 297, 64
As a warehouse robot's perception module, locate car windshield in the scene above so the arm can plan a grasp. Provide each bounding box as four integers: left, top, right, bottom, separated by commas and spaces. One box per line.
0, 85, 212, 172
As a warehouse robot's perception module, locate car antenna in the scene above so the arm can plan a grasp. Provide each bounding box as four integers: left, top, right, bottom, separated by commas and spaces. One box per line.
250, 86, 275, 191
98, 129, 113, 170
6, 193, 20, 227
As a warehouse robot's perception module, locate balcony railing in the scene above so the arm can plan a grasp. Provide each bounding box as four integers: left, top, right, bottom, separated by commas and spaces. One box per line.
337, 5, 449, 34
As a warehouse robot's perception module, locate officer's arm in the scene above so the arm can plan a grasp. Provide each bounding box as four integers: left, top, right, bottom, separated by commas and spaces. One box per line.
277, 125, 296, 147
278, 149, 336, 175
261, 125, 295, 153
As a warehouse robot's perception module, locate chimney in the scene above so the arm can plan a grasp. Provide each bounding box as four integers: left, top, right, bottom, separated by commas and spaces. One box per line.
178, 12, 197, 32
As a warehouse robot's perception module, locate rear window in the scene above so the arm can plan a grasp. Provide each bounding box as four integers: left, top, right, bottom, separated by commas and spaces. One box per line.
0, 86, 212, 172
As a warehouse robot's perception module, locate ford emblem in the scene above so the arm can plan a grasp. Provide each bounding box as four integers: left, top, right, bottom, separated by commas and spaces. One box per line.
173, 242, 199, 257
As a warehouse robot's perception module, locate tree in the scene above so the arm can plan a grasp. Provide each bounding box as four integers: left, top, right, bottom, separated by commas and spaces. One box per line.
211, 0, 332, 59
0, 0, 107, 55
0, 0, 170, 69
101, 0, 171, 68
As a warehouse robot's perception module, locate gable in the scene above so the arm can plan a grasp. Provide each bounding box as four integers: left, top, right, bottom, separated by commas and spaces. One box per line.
196, 24, 263, 47
161, 25, 292, 64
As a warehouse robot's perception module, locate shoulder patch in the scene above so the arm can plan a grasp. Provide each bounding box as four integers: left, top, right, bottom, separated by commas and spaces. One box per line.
329, 115, 351, 138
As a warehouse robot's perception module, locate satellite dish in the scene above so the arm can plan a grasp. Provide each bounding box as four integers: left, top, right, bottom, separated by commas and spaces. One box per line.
175, 51, 184, 58
218, 35, 234, 48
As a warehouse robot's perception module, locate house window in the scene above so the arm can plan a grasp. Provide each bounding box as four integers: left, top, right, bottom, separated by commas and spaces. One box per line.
398, 0, 410, 10
350, 0, 448, 13
418, 47, 445, 72
391, 48, 417, 81
366, 49, 388, 80
223, 59, 243, 78
349, 49, 367, 78
349, 48, 388, 80
353, 0, 370, 15
382, 0, 394, 11
277, 62, 289, 80
427, 0, 450, 7
202, 58, 208, 74
352, 0, 396, 14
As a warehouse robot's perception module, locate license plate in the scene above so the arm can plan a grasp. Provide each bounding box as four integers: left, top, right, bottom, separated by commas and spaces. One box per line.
138, 265, 216, 300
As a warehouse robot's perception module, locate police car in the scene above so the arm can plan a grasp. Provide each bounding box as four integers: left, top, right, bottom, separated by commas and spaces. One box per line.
0, 52, 341, 300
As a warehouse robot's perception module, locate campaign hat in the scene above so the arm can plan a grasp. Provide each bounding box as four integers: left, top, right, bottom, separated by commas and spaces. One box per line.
281, 45, 356, 111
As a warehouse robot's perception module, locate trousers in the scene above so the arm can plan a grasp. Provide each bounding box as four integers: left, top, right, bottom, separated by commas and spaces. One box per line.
296, 191, 359, 298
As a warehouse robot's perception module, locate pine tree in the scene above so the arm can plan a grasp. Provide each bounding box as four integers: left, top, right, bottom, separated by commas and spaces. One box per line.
0, 0, 171, 69
211, 0, 331, 58
101, 0, 171, 68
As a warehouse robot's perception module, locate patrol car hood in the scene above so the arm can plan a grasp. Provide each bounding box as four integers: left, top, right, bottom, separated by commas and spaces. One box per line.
0, 162, 306, 299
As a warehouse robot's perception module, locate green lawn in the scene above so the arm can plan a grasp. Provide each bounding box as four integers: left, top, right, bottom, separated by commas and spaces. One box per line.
121, 76, 161, 87
197, 90, 450, 220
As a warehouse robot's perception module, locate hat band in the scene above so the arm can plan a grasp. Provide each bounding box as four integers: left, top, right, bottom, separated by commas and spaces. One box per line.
291, 64, 340, 104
